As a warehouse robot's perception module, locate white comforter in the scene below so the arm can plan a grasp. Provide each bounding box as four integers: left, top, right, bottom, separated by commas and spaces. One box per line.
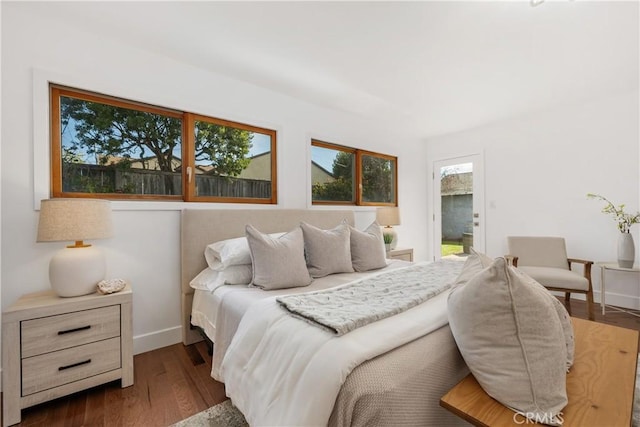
220, 262, 461, 426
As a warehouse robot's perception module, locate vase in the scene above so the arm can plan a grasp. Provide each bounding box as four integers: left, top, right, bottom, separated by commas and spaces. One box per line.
617, 232, 635, 269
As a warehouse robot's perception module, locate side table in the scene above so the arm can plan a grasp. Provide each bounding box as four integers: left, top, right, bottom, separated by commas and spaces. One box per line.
387, 248, 414, 262
440, 318, 639, 426
2, 284, 133, 426
596, 262, 640, 316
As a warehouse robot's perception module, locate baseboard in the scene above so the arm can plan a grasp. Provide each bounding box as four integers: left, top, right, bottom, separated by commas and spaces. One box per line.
559, 291, 640, 311
133, 326, 182, 355
593, 290, 640, 311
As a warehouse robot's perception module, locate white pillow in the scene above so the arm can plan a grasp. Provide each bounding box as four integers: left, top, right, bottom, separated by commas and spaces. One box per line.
246, 225, 312, 290
448, 257, 568, 425
300, 222, 354, 278
205, 233, 284, 270
189, 265, 252, 292
349, 221, 387, 272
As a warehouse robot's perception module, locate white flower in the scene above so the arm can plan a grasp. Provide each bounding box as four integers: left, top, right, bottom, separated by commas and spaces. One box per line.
587, 193, 640, 233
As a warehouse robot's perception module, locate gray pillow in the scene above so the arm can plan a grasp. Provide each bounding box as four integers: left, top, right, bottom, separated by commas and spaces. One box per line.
549, 293, 575, 370
349, 221, 387, 272
245, 224, 312, 290
300, 222, 354, 278
516, 268, 575, 370
448, 257, 567, 426
453, 248, 575, 371
451, 247, 493, 288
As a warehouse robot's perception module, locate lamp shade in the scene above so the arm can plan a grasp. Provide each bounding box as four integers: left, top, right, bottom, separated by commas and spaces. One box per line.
37, 199, 113, 243
376, 207, 401, 227
37, 199, 113, 297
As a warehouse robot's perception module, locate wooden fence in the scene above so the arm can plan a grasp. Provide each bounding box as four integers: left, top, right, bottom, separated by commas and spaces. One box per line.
62, 163, 271, 198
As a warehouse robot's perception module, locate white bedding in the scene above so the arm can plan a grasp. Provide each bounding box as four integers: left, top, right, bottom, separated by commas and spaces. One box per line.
220, 260, 464, 426
190, 260, 414, 379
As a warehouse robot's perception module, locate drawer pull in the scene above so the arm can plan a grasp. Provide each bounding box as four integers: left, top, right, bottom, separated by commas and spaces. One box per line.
58, 359, 92, 371
58, 325, 91, 335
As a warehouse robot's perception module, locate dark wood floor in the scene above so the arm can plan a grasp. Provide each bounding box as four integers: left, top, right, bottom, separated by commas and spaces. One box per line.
4, 341, 226, 427
3, 299, 640, 426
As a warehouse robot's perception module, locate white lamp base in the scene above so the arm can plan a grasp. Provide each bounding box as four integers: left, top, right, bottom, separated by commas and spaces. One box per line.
49, 246, 106, 297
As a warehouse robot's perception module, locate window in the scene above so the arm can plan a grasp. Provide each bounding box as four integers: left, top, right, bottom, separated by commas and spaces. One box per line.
311, 140, 397, 206
50, 85, 277, 203
311, 142, 355, 204
361, 151, 396, 204
187, 115, 276, 203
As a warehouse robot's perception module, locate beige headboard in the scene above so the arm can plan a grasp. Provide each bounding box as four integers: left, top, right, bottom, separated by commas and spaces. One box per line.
180, 208, 355, 345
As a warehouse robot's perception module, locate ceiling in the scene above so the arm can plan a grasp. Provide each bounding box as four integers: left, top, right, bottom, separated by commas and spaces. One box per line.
25, 1, 640, 139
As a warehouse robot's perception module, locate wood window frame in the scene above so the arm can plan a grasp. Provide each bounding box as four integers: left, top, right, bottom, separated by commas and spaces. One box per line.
311, 140, 397, 207
50, 84, 277, 204
185, 114, 277, 204
358, 149, 398, 207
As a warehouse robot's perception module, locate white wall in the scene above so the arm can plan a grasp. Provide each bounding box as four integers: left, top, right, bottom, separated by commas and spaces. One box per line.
0, 4, 428, 354
426, 91, 640, 309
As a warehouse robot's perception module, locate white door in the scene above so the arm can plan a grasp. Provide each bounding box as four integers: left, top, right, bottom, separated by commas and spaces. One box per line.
433, 154, 485, 260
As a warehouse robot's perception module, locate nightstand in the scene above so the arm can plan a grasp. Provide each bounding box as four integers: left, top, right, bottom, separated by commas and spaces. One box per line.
387, 248, 414, 262
2, 284, 133, 427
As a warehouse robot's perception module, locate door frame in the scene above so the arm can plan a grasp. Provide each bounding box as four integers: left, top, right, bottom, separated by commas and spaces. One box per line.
432, 153, 485, 260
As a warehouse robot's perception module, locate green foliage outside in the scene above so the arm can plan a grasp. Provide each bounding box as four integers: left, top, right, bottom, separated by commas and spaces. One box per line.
312, 151, 354, 202
362, 155, 394, 203
194, 121, 251, 177
312, 151, 394, 203
60, 97, 253, 195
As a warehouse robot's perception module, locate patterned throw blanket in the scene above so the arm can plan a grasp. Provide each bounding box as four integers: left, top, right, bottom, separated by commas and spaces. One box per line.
277, 261, 463, 335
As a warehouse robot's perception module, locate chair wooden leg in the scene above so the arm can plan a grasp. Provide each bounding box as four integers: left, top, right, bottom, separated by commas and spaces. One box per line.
586, 290, 595, 321
564, 292, 572, 316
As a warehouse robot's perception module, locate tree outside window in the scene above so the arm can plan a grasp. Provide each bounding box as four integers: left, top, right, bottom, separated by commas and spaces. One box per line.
311, 140, 397, 206
50, 85, 277, 203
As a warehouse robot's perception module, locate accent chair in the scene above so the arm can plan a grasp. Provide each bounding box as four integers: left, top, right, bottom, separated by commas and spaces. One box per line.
507, 236, 594, 321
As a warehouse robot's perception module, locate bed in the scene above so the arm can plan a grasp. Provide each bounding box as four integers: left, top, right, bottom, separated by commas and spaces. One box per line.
180, 208, 469, 426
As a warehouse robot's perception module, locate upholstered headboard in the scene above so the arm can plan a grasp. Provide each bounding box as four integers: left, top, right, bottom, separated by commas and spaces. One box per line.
180, 209, 355, 345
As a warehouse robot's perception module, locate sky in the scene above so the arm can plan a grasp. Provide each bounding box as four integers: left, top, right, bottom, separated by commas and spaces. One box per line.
311, 145, 340, 172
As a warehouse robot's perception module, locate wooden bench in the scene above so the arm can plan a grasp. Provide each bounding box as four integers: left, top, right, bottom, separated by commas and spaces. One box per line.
440, 317, 639, 426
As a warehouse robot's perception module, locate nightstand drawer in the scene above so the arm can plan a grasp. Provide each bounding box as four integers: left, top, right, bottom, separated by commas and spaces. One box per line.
21, 337, 121, 396
21, 305, 120, 358
387, 248, 413, 262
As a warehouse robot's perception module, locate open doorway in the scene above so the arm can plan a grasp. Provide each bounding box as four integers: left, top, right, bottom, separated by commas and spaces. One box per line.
433, 155, 484, 260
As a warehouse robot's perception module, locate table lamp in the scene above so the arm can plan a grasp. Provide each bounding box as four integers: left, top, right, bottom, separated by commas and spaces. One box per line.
37, 198, 113, 297
376, 207, 400, 250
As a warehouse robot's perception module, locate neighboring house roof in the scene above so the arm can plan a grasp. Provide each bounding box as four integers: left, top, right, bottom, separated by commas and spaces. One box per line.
99, 155, 182, 170
99, 151, 330, 184
311, 161, 335, 185
237, 152, 271, 181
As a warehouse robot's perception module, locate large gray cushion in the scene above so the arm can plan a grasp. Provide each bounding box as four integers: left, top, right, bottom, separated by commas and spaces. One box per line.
452, 249, 575, 371
349, 221, 387, 272
301, 222, 354, 278
451, 247, 494, 288
448, 257, 568, 425
246, 225, 312, 290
